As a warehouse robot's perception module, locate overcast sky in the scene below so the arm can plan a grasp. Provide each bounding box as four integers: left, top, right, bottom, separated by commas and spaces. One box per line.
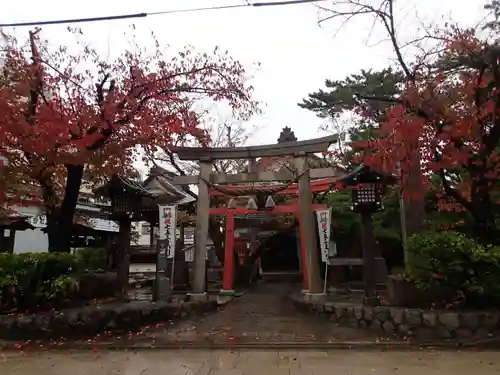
1, 0, 488, 149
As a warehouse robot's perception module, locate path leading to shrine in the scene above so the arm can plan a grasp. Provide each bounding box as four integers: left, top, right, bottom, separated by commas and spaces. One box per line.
2, 349, 499, 375
122, 282, 392, 347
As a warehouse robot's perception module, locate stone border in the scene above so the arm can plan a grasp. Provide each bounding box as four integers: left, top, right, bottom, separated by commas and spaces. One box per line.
0, 300, 217, 341
291, 295, 500, 341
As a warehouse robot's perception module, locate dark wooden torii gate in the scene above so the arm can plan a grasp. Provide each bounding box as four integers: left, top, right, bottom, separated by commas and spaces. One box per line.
172, 135, 340, 301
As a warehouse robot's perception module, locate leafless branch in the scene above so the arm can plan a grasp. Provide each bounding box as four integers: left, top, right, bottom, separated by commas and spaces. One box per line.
315, 0, 447, 83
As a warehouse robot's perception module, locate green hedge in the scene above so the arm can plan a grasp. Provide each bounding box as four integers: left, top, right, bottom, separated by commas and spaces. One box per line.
74, 247, 107, 271
0, 248, 107, 313
405, 231, 500, 308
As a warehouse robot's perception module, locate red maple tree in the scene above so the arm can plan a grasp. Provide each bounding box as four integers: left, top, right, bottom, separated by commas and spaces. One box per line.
0, 27, 259, 251
356, 27, 500, 243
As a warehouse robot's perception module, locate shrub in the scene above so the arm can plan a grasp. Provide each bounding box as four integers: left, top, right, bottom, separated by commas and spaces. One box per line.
0, 252, 79, 312
74, 247, 107, 271
405, 231, 500, 308
0, 249, 109, 313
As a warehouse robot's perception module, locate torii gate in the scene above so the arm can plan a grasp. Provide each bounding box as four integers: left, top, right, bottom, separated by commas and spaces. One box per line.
207, 179, 338, 293
172, 134, 340, 301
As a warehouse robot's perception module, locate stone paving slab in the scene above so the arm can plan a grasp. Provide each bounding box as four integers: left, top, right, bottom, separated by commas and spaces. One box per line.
0, 282, 407, 350
92, 283, 392, 347
1, 349, 500, 374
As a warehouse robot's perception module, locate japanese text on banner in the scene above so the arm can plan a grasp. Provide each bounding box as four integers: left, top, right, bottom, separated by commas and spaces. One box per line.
158, 205, 177, 259
316, 208, 332, 263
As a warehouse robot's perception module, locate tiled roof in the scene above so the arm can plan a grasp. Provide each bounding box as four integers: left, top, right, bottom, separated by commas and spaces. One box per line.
142, 166, 196, 205
94, 175, 155, 198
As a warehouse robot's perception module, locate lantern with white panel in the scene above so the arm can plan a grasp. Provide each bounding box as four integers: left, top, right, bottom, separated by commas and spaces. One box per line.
350, 180, 383, 213
340, 165, 396, 305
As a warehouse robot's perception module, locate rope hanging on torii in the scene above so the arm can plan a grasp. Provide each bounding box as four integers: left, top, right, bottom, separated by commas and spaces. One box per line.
199, 168, 309, 197
204, 180, 290, 197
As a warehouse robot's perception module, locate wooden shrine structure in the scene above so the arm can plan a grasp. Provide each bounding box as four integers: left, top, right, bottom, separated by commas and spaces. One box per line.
95, 171, 195, 300
172, 134, 346, 300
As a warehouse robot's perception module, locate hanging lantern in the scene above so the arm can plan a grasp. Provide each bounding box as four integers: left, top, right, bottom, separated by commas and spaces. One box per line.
247, 197, 258, 210
340, 166, 395, 214
236, 242, 246, 265
227, 198, 237, 209
265, 195, 276, 209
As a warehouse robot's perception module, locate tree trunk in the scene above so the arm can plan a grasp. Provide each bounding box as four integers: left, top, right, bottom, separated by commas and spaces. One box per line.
403, 153, 426, 239
38, 176, 59, 252
471, 191, 498, 246
471, 209, 498, 246
52, 164, 84, 252
45, 211, 60, 252
465, 171, 499, 246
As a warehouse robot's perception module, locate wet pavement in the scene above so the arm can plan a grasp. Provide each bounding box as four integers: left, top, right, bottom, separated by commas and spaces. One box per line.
1, 349, 499, 374
0, 282, 397, 351
117, 282, 386, 346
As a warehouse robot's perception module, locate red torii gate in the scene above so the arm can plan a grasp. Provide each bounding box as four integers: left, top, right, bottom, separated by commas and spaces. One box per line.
211, 204, 329, 292
207, 178, 337, 292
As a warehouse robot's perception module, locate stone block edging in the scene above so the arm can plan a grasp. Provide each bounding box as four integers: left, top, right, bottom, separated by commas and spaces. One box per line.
0, 300, 217, 341
291, 295, 500, 341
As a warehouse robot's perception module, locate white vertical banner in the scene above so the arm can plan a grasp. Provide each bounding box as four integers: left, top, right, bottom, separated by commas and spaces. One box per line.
158, 205, 177, 259
316, 208, 332, 263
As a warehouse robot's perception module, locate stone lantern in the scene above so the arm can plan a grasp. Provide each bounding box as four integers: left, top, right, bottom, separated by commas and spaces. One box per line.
348, 170, 385, 214
100, 176, 147, 219
341, 165, 395, 305
95, 175, 155, 300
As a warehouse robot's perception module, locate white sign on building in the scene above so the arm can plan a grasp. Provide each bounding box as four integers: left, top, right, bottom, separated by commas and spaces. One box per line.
27, 215, 47, 228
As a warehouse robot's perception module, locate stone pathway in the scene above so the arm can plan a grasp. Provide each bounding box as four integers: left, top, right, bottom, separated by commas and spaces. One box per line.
112, 282, 389, 346
1, 349, 499, 374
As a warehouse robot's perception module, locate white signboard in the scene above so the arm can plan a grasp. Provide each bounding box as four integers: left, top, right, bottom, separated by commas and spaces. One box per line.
27, 215, 47, 228
316, 208, 332, 263
158, 205, 177, 259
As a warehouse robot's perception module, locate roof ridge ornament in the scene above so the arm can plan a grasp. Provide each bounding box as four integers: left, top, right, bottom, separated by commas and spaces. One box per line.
277, 126, 298, 143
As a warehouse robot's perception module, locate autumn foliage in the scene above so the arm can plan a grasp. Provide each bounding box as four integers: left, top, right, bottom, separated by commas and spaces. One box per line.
356, 27, 500, 241
0, 27, 258, 251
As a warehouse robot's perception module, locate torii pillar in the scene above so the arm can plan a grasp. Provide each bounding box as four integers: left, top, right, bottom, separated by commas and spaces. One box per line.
190, 159, 212, 301
294, 152, 323, 299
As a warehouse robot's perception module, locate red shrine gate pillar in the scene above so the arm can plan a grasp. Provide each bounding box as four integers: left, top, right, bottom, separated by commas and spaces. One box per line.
297, 218, 309, 291
221, 212, 235, 294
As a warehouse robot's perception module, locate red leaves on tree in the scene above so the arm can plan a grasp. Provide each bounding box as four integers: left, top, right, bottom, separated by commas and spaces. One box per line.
0, 27, 258, 207
353, 27, 500, 214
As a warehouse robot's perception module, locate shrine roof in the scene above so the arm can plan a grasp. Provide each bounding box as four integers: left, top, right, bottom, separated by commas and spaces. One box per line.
94, 175, 155, 198
0, 215, 35, 230
142, 166, 196, 205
